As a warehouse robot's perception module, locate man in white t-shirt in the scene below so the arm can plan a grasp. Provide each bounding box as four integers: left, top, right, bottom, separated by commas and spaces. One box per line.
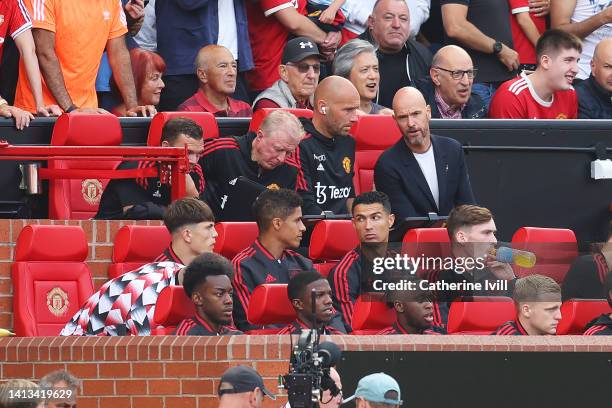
551, 0, 612, 79
374, 87, 476, 221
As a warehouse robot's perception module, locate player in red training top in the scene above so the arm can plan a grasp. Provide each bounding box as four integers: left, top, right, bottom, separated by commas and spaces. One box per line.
489, 29, 582, 119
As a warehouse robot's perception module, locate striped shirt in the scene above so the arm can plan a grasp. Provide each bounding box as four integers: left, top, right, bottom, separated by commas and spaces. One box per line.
583, 313, 612, 336
378, 321, 446, 335
175, 313, 242, 336
492, 320, 529, 336
277, 317, 346, 335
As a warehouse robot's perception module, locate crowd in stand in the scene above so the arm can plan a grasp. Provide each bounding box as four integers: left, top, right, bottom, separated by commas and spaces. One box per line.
0, 0, 611, 125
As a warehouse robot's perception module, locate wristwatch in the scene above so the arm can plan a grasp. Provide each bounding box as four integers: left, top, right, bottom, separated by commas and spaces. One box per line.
493, 41, 503, 55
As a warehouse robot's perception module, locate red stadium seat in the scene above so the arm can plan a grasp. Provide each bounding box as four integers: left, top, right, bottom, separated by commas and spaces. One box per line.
351, 294, 396, 334
557, 299, 611, 335
402, 228, 451, 277
309, 220, 359, 277
247, 284, 296, 334
511, 227, 578, 283
447, 296, 515, 334
48, 113, 122, 219
351, 115, 401, 195
108, 225, 171, 279
248, 108, 313, 132
11, 225, 93, 336
213, 222, 259, 260
152, 285, 195, 335
147, 112, 219, 146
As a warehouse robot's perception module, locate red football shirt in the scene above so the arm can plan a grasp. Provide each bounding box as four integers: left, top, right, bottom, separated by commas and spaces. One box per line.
508, 0, 546, 65
0, 0, 31, 62
489, 74, 578, 119
245, 0, 307, 91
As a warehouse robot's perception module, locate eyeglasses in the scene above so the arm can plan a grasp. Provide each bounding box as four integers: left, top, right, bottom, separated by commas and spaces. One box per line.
286, 62, 321, 74
434, 66, 477, 80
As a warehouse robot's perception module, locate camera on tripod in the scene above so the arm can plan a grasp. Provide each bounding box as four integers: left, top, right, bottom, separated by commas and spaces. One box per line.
279, 289, 342, 408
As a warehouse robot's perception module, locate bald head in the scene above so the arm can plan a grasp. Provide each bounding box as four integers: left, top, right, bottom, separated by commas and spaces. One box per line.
313, 76, 360, 138
392, 87, 427, 113
195, 45, 237, 97
591, 38, 612, 92
392, 87, 431, 153
432, 45, 472, 68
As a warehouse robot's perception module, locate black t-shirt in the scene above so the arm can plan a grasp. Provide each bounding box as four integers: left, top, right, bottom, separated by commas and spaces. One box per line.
440, 0, 516, 83
561, 253, 608, 301
199, 133, 299, 221
295, 118, 356, 215
377, 48, 412, 108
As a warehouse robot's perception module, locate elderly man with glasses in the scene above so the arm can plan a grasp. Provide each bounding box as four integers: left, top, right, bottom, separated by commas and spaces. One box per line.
253, 36, 322, 111
415, 45, 487, 119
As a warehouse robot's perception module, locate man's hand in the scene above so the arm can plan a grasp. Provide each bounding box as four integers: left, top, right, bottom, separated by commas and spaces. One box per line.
485, 254, 516, 281
36, 104, 62, 117
529, 0, 550, 17
125, 105, 157, 117
125, 0, 145, 20
1, 105, 35, 130
319, 7, 337, 24
73, 108, 110, 114
322, 30, 341, 49
497, 44, 520, 72
185, 174, 199, 198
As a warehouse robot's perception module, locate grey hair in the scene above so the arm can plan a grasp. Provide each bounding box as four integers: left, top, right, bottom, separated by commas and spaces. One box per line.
39, 370, 81, 390
259, 110, 305, 141
332, 39, 378, 79
0, 380, 41, 408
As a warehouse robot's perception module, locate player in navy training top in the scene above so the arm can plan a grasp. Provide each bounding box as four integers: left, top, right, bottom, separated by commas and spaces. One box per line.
583, 270, 612, 336
278, 271, 346, 335
294, 76, 359, 215
232, 189, 313, 331
379, 278, 446, 335
493, 274, 561, 336
175, 253, 242, 336
328, 191, 396, 332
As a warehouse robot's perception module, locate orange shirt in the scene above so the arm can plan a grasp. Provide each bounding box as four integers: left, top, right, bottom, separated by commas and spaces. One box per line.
14, 0, 127, 112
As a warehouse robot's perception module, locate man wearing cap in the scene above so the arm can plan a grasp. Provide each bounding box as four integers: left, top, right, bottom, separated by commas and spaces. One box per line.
344, 372, 403, 408
252, 37, 321, 111
217, 365, 276, 408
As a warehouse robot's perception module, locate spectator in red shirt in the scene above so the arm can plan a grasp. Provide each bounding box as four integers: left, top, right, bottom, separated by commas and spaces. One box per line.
508, 0, 547, 71
245, 0, 340, 95
0, 0, 60, 129
112, 49, 166, 116
179, 45, 252, 117
252, 37, 321, 111
489, 29, 581, 119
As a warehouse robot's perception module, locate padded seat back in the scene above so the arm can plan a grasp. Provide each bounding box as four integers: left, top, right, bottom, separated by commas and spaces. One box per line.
147, 112, 219, 146
511, 227, 578, 283
247, 284, 296, 326
12, 225, 93, 336
153, 285, 195, 335
351, 294, 396, 334
351, 115, 401, 194
309, 220, 359, 277
402, 228, 451, 277
214, 222, 259, 260
248, 108, 313, 132
49, 113, 123, 219
557, 299, 612, 335
447, 296, 515, 334
109, 225, 171, 279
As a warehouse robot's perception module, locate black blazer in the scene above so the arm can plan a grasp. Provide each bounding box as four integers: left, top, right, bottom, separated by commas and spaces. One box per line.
374, 134, 476, 221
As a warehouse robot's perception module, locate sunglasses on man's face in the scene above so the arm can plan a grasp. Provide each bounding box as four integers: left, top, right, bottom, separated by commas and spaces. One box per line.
286, 62, 321, 74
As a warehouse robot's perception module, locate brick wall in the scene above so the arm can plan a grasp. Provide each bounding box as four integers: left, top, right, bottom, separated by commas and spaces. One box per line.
0, 219, 164, 331
1, 335, 611, 408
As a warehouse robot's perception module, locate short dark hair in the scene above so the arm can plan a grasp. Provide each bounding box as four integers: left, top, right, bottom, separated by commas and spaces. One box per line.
536, 29, 582, 63
182, 252, 233, 298
253, 189, 303, 231
605, 271, 612, 308
160, 117, 203, 145
446, 205, 493, 240
163, 198, 215, 233
287, 271, 324, 301
352, 191, 391, 213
